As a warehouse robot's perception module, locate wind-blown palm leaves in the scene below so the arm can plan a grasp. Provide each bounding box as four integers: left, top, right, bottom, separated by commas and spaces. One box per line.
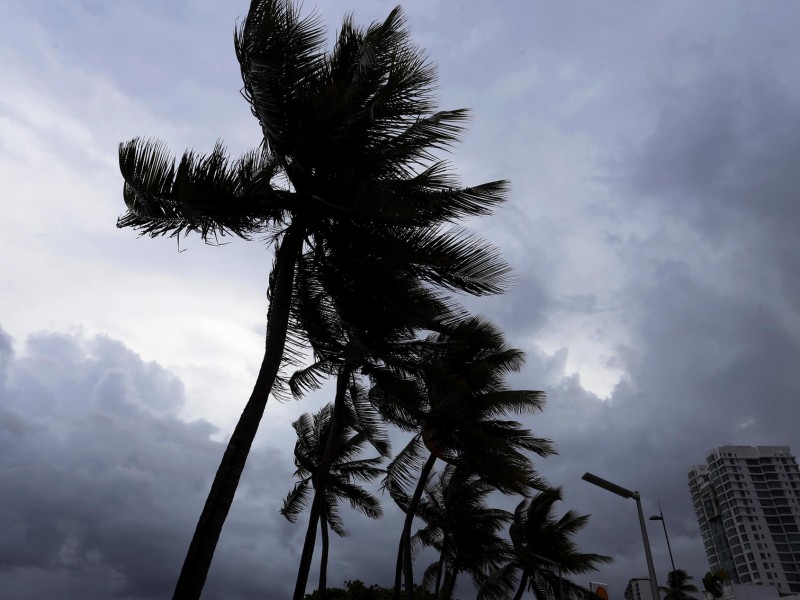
701, 570, 727, 600
661, 570, 699, 600
281, 402, 387, 598
287, 245, 463, 600
117, 2, 510, 598
415, 465, 514, 600
478, 487, 612, 600
367, 317, 554, 599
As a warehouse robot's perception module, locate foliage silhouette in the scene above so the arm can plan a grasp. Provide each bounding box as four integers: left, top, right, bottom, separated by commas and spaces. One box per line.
414, 465, 513, 600
701, 570, 727, 600
478, 487, 611, 600
304, 580, 435, 600
661, 570, 700, 600
367, 317, 553, 598
117, 1, 510, 597
282, 402, 387, 597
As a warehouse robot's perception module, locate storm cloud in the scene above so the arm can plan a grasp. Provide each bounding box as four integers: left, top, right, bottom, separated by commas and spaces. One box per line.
3, 1, 800, 598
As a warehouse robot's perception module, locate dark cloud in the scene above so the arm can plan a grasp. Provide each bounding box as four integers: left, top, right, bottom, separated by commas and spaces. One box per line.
0, 328, 430, 599
501, 35, 800, 596
5, 1, 800, 598
0, 328, 309, 599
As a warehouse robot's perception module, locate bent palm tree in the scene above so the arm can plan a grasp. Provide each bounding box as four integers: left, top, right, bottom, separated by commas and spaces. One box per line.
287, 245, 461, 600
479, 487, 611, 600
415, 465, 513, 600
701, 570, 726, 600
281, 402, 386, 598
661, 570, 699, 600
117, 2, 510, 598
368, 317, 553, 599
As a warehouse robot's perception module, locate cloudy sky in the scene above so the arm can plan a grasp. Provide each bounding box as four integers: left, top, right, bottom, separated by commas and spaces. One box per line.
3, 0, 800, 598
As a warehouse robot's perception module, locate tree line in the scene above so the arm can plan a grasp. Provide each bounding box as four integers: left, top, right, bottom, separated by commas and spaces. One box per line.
116, 1, 611, 598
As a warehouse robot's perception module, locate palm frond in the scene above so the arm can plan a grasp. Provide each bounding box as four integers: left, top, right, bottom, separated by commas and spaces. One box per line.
347, 380, 391, 456
236, 0, 327, 155
334, 481, 383, 520
476, 562, 522, 600
403, 227, 513, 295
383, 434, 428, 498
289, 359, 337, 398
118, 137, 286, 239
323, 499, 347, 537
280, 480, 311, 522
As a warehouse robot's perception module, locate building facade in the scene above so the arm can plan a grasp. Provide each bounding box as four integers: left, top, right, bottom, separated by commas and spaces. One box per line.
688, 446, 800, 594
624, 578, 654, 600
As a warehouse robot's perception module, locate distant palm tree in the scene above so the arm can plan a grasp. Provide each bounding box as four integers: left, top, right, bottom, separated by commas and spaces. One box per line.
369, 317, 553, 599
661, 570, 699, 600
286, 244, 460, 600
701, 570, 727, 600
281, 402, 386, 597
414, 465, 513, 600
117, 1, 510, 597
478, 487, 611, 600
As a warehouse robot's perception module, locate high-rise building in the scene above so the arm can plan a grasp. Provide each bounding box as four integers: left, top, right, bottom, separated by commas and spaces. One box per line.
688, 445, 800, 594
624, 578, 654, 600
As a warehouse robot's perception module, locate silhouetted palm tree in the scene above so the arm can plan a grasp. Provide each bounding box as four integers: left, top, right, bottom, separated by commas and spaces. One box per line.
415, 465, 513, 600
368, 317, 553, 599
286, 245, 462, 600
661, 570, 699, 600
478, 487, 611, 600
116, 2, 510, 597
701, 570, 726, 600
281, 402, 386, 597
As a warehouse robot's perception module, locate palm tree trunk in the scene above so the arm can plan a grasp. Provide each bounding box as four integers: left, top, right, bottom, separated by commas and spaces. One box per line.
433, 537, 448, 600
399, 452, 437, 600
440, 559, 460, 600
319, 511, 329, 598
172, 227, 304, 600
293, 362, 353, 600
512, 571, 528, 600
394, 537, 405, 600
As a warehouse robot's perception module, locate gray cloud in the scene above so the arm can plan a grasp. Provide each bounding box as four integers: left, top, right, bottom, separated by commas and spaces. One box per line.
0, 327, 308, 599
5, 0, 800, 598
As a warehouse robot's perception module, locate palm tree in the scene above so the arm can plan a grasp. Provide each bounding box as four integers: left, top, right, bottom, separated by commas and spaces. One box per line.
287, 245, 462, 600
701, 570, 727, 600
661, 570, 699, 600
367, 317, 554, 599
281, 402, 386, 598
116, 2, 511, 597
479, 487, 612, 600
414, 465, 513, 600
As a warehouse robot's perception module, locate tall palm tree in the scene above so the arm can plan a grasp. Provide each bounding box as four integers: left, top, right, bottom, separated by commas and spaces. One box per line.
701, 570, 727, 600
414, 465, 513, 600
479, 487, 611, 600
117, 2, 510, 597
286, 245, 462, 600
367, 317, 553, 599
281, 402, 386, 598
661, 570, 699, 600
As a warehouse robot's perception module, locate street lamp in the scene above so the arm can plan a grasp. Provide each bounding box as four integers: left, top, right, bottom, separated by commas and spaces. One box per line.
649, 502, 676, 576
582, 472, 660, 600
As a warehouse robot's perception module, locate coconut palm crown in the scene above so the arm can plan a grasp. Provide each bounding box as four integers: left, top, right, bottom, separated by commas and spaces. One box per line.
479, 487, 612, 600
281, 402, 387, 597
661, 570, 699, 600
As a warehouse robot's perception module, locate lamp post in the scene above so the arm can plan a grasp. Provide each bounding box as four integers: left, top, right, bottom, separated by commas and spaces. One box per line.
649, 502, 676, 576
582, 472, 660, 600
